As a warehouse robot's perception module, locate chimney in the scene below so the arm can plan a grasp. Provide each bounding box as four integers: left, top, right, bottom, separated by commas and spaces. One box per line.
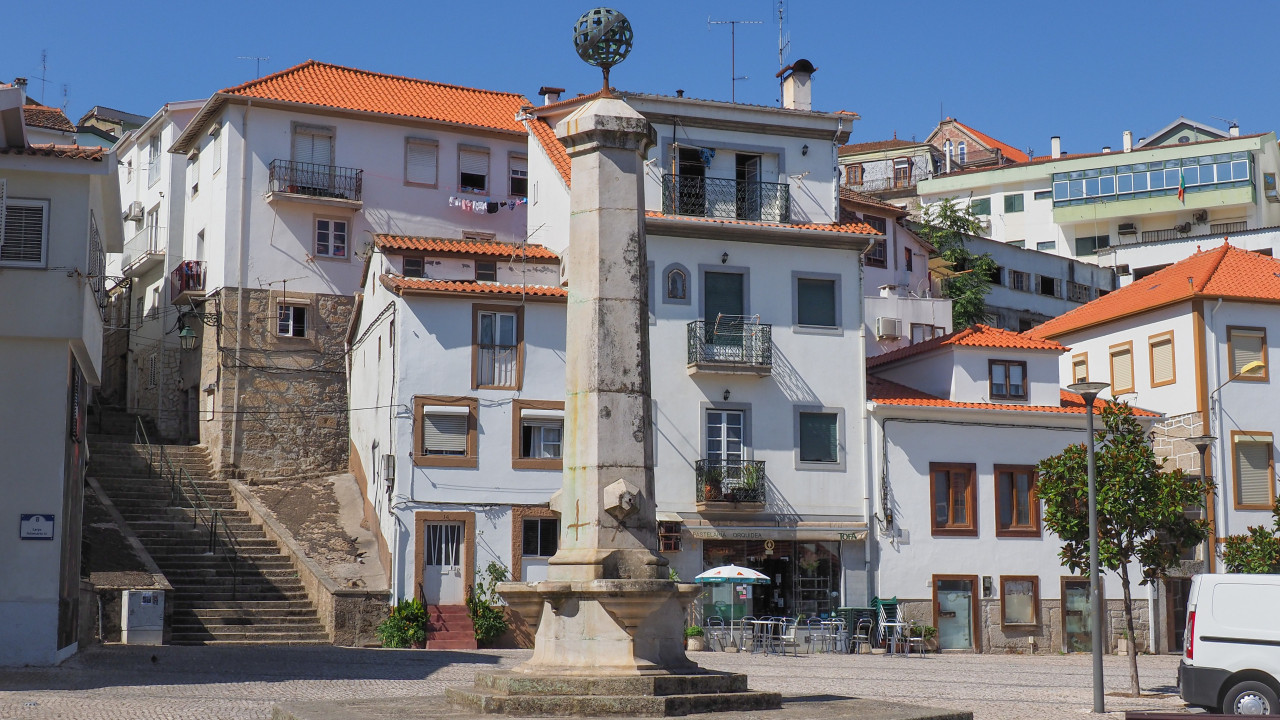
1050, 136, 1061, 159
1230, 125, 1240, 137
1102, 146, 1111, 153
777, 59, 816, 111
537, 86, 564, 105
675, 89, 684, 98
1123, 130, 1133, 153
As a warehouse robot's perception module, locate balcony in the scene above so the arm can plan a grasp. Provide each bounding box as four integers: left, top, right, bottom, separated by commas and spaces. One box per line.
687, 320, 771, 376
845, 170, 934, 196
696, 459, 766, 512
661, 174, 789, 224
170, 260, 206, 305
121, 226, 165, 276
267, 159, 363, 208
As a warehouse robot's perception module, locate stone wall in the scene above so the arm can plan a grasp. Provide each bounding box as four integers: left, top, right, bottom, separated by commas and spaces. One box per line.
898, 596, 1150, 654
200, 288, 354, 481
1151, 412, 1206, 473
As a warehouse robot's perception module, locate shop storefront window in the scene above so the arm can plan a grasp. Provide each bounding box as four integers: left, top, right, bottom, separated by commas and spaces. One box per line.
702, 539, 841, 618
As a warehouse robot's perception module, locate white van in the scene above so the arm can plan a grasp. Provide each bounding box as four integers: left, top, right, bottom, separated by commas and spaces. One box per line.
1180, 573, 1280, 715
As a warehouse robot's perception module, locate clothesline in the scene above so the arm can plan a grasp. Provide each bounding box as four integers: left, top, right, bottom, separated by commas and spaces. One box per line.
448, 196, 527, 215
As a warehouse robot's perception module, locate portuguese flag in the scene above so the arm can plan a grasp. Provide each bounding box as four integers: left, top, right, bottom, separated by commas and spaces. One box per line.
1178, 170, 1186, 202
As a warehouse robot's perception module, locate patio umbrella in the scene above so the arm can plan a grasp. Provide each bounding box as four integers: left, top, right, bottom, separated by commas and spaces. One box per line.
694, 564, 770, 584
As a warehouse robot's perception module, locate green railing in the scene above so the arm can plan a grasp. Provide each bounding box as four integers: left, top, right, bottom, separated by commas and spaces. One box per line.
135, 417, 242, 599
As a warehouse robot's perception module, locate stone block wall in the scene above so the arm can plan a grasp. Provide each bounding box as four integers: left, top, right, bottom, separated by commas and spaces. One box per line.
1151, 412, 1206, 474
199, 288, 354, 481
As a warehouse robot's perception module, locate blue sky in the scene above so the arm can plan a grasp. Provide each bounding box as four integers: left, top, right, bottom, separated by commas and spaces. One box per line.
5, 1, 1277, 155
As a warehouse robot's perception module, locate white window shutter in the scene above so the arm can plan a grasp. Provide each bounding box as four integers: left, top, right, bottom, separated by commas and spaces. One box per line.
406, 141, 438, 185
460, 148, 488, 176
0, 201, 47, 264
510, 156, 528, 174
1111, 349, 1133, 391
293, 129, 333, 166
1236, 441, 1273, 506
1232, 330, 1265, 375
1152, 339, 1174, 384
423, 412, 468, 454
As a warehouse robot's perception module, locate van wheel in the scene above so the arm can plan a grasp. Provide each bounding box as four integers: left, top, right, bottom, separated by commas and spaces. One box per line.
1223, 681, 1279, 715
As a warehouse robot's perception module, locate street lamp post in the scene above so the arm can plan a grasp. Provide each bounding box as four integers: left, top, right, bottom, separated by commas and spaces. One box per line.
1187, 435, 1216, 571
1070, 381, 1110, 714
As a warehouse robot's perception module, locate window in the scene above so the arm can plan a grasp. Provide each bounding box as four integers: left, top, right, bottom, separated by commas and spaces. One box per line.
665, 267, 688, 301
509, 154, 528, 197
522, 518, 559, 557
1071, 353, 1089, 383
147, 134, 161, 187
277, 303, 307, 338
911, 323, 945, 344
1037, 240, 1056, 253
1033, 190, 1052, 201
904, 247, 914, 271
292, 124, 334, 167
1008, 240, 1026, 249
188, 152, 199, 197
403, 257, 424, 277
795, 276, 838, 328
995, 465, 1039, 536
864, 214, 887, 233
1004, 194, 1024, 213
405, 138, 438, 186
459, 146, 489, 193
135, 297, 145, 327
1110, 342, 1134, 394
1000, 576, 1039, 626
413, 396, 477, 467
522, 420, 562, 459
314, 218, 347, 258
930, 463, 977, 536
969, 197, 990, 216
958, 141, 967, 165
1228, 327, 1269, 381
475, 260, 498, 282
798, 412, 838, 463
1009, 270, 1030, 292
1066, 281, 1091, 303
1149, 332, 1176, 387
846, 164, 863, 186
1037, 275, 1059, 297
659, 521, 682, 552
893, 158, 911, 187
474, 306, 520, 389
989, 360, 1027, 400
149, 286, 160, 319
1233, 432, 1275, 509
865, 239, 887, 268
512, 400, 563, 469
1074, 235, 1110, 256
210, 125, 222, 174
0, 198, 49, 266
1051, 152, 1254, 206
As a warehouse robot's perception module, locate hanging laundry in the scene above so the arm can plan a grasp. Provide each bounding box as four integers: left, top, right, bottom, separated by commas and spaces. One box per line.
487, 202, 499, 214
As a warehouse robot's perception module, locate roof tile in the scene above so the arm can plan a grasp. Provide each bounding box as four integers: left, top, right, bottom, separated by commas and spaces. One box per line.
22, 104, 76, 133
221, 60, 528, 134
0, 144, 105, 161
380, 274, 567, 298
867, 375, 1158, 416
644, 211, 879, 236
838, 138, 923, 155
374, 235, 558, 260
951, 120, 1030, 163
1027, 243, 1280, 339
868, 324, 1065, 368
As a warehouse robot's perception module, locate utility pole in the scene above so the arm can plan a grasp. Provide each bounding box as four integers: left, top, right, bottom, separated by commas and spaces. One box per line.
708, 18, 761, 103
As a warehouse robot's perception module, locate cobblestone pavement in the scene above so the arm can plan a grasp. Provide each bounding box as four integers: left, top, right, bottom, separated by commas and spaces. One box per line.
0, 645, 1189, 720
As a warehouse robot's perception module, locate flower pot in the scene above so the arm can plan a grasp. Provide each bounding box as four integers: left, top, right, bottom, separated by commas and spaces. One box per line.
1116, 637, 1130, 656
686, 636, 706, 652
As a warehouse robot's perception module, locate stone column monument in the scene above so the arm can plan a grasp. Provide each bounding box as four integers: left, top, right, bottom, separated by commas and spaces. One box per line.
447, 8, 780, 716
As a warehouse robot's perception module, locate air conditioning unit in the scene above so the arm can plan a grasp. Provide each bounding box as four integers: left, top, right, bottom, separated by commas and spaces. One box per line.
382, 453, 396, 499
1116, 264, 1132, 276
122, 201, 144, 222
1117, 222, 1138, 235
1193, 210, 1209, 224
876, 316, 902, 339
1176, 222, 1193, 234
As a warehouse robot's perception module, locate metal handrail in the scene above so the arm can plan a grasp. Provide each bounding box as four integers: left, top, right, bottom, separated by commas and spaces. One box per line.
687, 319, 772, 368
268, 159, 363, 201
695, 459, 767, 504
661, 174, 790, 223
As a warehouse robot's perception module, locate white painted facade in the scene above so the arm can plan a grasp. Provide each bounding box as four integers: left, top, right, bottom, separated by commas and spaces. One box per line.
968, 234, 1117, 331
0, 89, 124, 665
1100, 225, 1280, 280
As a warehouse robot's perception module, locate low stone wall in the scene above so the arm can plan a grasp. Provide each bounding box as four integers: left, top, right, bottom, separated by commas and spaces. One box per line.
898, 597, 1150, 654
228, 478, 389, 646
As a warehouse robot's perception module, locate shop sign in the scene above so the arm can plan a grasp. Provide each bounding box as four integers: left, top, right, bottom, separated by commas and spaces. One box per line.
687, 526, 866, 541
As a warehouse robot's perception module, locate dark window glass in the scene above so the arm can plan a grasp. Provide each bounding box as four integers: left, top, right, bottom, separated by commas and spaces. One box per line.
796, 278, 837, 327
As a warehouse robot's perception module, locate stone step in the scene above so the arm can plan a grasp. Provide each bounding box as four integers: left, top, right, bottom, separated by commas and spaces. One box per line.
166, 567, 301, 580
172, 615, 322, 627
184, 606, 319, 619
170, 638, 332, 647
170, 630, 331, 643
170, 590, 312, 602
173, 599, 317, 611
427, 636, 478, 650
149, 552, 289, 563
445, 686, 783, 716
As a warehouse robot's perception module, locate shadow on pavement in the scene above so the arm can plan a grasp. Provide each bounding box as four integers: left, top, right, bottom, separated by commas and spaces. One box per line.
0, 645, 505, 691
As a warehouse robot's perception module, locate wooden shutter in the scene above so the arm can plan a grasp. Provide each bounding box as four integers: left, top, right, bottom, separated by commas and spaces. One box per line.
0, 201, 46, 264
1231, 329, 1265, 376
1110, 347, 1133, 392
423, 411, 468, 454
796, 278, 836, 327
799, 412, 837, 463
703, 272, 744, 320
1151, 336, 1174, 385
292, 127, 333, 166
406, 140, 438, 185
1236, 439, 1273, 506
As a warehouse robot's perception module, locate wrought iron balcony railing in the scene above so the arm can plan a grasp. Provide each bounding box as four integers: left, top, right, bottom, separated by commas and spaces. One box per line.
170, 260, 206, 303
268, 159, 363, 201
687, 319, 772, 371
696, 459, 766, 504
845, 171, 934, 194
661, 174, 789, 223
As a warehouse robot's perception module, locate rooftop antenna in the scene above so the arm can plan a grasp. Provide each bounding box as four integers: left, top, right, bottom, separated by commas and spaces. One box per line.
1211, 115, 1239, 131
32, 49, 51, 103
776, 0, 790, 70
708, 17, 761, 103
237, 56, 270, 79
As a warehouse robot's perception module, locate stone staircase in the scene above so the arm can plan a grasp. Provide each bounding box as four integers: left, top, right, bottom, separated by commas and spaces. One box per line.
88, 414, 329, 645
427, 604, 478, 650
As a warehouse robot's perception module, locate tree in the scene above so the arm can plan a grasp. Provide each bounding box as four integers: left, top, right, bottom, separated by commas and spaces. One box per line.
1221, 499, 1280, 573
915, 197, 997, 329
1036, 402, 1212, 698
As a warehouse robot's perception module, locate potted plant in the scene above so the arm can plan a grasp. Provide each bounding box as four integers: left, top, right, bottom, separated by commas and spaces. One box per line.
377, 597, 427, 649
737, 463, 764, 502
1116, 630, 1130, 656
908, 623, 938, 652
684, 625, 706, 652
702, 466, 724, 502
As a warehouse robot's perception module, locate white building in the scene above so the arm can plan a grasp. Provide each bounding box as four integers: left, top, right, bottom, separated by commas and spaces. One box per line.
917, 122, 1280, 278
866, 324, 1161, 654
141, 60, 531, 481
0, 86, 124, 665
966, 233, 1117, 332
1028, 243, 1280, 651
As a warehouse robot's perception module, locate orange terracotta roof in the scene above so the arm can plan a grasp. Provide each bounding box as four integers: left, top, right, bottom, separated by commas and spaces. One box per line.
839, 187, 908, 216
868, 324, 1065, 368
950, 120, 1029, 163
533, 88, 610, 113
527, 117, 571, 187
380, 274, 567, 299
221, 60, 528, 134
839, 138, 923, 155
1027, 243, 1280, 339
867, 375, 1159, 417
0, 144, 106, 161
374, 235, 558, 260
22, 104, 76, 133
644, 211, 879, 236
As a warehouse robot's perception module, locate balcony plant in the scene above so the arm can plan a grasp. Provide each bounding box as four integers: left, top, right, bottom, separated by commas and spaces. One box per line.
736, 462, 765, 502
702, 465, 724, 502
